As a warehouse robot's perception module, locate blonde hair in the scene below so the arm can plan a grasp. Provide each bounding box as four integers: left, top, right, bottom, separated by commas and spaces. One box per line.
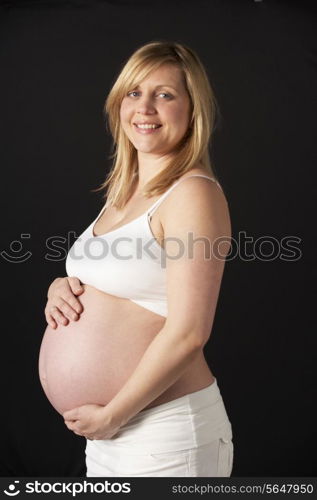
91, 40, 221, 209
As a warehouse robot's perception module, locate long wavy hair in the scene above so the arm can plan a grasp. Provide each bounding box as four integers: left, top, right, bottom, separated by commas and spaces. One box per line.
91, 40, 221, 209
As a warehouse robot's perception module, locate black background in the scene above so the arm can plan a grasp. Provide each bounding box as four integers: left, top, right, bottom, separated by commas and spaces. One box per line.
0, 0, 316, 477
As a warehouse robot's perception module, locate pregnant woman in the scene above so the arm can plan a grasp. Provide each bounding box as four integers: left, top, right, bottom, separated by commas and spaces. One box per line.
38, 40, 234, 477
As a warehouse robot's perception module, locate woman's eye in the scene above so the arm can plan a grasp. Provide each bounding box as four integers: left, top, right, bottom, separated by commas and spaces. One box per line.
158, 92, 172, 99
127, 91, 172, 99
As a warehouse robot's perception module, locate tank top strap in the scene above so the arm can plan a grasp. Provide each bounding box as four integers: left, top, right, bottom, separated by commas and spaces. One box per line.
147, 174, 222, 218
92, 197, 110, 224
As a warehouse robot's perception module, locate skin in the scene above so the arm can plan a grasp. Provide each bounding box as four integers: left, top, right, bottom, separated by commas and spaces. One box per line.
119, 62, 191, 188
39, 63, 230, 440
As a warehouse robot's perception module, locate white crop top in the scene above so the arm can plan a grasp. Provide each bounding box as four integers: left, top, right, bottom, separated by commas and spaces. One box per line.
65, 174, 222, 318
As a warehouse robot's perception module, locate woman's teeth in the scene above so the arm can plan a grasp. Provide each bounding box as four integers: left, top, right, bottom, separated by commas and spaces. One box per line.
136, 124, 161, 129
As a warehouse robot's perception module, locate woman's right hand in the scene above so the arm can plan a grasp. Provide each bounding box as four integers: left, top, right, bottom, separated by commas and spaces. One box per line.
45, 276, 84, 329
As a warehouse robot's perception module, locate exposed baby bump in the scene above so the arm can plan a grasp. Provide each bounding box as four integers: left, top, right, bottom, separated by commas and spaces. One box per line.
38, 285, 165, 415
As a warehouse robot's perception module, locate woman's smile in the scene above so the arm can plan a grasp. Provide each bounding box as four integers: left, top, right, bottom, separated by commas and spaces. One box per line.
120, 63, 191, 156
133, 123, 162, 135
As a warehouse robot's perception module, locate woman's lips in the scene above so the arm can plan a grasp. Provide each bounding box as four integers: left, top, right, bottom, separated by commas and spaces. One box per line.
133, 124, 162, 135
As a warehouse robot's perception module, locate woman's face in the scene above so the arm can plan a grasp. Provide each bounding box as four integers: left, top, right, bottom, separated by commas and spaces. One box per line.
120, 63, 191, 157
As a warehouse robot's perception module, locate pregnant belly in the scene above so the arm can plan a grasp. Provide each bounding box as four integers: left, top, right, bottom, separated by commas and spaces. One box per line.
38, 284, 166, 415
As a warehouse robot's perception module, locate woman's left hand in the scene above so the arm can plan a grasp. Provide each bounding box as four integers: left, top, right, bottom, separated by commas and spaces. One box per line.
63, 404, 122, 440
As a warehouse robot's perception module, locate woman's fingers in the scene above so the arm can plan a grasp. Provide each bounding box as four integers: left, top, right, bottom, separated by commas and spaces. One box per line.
45, 276, 84, 328
67, 277, 84, 297
58, 296, 81, 319
65, 277, 84, 313
48, 304, 69, 325
45, 298, 81, 327
64, 293, 83, 315
44, 309, 57, 329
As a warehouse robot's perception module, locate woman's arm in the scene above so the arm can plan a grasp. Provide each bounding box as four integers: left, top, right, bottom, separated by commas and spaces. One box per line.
103, 177, 231, 428
105, 324, 202, 427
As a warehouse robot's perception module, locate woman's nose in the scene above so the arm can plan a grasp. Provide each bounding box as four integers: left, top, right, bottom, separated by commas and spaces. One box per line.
136, 95, 156, 114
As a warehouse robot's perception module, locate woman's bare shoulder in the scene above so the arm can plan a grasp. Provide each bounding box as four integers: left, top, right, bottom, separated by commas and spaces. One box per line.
160, 166, 231, 238
168, 166, 228, 208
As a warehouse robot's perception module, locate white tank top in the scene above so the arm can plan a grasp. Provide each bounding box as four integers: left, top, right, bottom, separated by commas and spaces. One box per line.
65, 174, 222, 318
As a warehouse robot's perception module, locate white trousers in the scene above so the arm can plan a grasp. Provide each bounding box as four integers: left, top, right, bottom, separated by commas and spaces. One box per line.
86, 378, 234, 477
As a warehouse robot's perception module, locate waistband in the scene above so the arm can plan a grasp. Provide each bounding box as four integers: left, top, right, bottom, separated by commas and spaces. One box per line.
90, 378, 233, 453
